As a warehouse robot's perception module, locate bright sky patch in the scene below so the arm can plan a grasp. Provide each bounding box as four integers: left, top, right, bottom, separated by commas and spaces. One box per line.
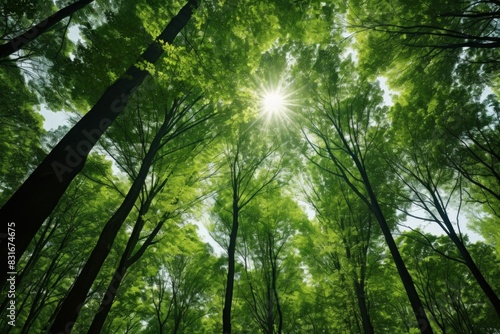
258, 82, 296, 124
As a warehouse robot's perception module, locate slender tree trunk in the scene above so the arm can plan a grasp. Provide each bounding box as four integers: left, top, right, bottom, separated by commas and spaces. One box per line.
452, 235, 500, 316
20, 227, 73, 334
86, 194, 153, 334
48, 118, 170, 334
86, 187, 172, 333
87, 266, 127, 333
431, 193, 500, 317
172, 305, 182, 334
363, 181, 434, 334
171, 280, 182, 334
354, 279, 374, 334
273, 287, 283, 334
222, 194, 239, 334
0, 0, 95, 59
271, 253, 282, 334
342, 228, 373, 334
317, 107, 435, 332
0, 0, 200, 281
266, 280, 273, 334
347, 150, 434, 333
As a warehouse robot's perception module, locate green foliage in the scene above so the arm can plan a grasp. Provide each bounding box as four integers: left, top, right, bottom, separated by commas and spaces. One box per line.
399, 231, 500, 332
0, 67, 45, 205
0, 153, 122, 333
2, 0, 500, 333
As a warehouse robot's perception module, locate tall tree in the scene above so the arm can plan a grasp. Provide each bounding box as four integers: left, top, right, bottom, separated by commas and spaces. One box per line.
442, 97, 500, 253
0, 151, 120, 333
144, 227, 217, 334
211, 122, 284, 334
387, 127, 500, 316
303, 172, 377, 334
398, 231, 500, 332
48, 84, 209, 333
0, 0, 200, 276
386, 65, 500, 316
86, 101, 212, 333
238, 189, 307, 334
300, 51, 434, 333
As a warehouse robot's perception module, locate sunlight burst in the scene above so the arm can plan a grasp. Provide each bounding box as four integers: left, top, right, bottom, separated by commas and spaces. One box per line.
262, 90, 286, 115
259, 85, 292, 123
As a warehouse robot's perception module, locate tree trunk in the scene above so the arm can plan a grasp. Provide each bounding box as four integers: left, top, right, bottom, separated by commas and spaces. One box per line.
271, 256, 282, 334
20, 225, 73, 334
86, 187, 172, 333
321, 108, 435, 332
86, 193, 154, 334
48, 118, 170, 334
266, 280, 274, 334
354, 279, 374, 334
342, 226, 373, 334
0, 0, 200, 281
432, 194, 500, 317
363, 181, 434, 334
0, 0, 95, 59
453, 235, 500, 316
86, 266, 127, 334
222, 194, 239, 334
349, 153, 434, 334
172, 304, 182, 334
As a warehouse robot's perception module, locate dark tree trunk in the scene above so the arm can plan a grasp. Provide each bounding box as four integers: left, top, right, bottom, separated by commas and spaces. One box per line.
361, 174, 434, 334
431, 193, 500, 317
274, 287, 283, 334
317, 101, 435, 333
48, 119, 170, 334
86, 194, 154, 334
343, 144, 434, 333
266, 281, 273, 334
0, 0, 199, 283
222, 194, 239, 334
453, 235, 500, 316
0, 0, 95, 59
172, 304, 182, 334
271, 250, 282, 334
354, 279, 374, 334
341, 224, 373, 334
20, 225, 74, 334
86, 184, 172, 334
86, 266, 126, 334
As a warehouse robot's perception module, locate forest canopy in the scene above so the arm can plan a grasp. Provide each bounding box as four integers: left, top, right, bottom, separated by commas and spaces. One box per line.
0, 0, 499, 333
